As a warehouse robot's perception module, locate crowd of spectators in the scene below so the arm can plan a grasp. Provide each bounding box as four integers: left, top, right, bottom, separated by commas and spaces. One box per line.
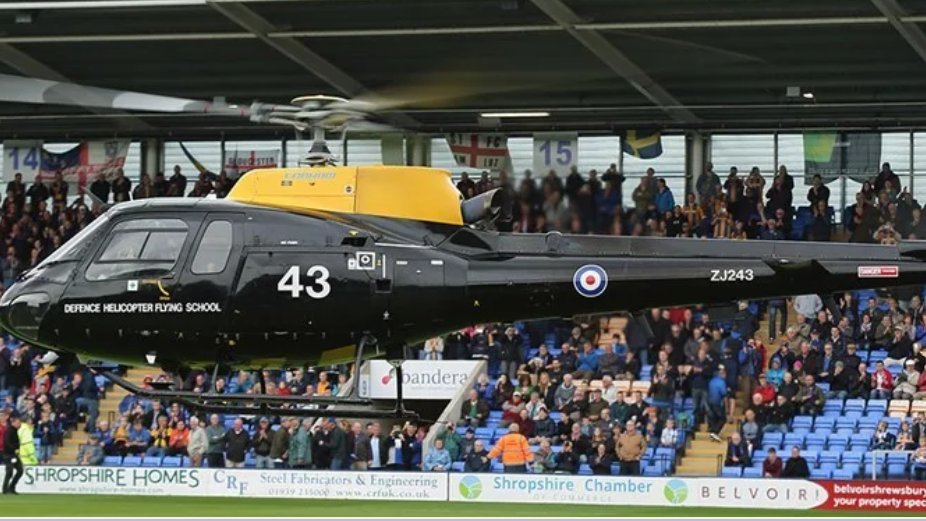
458, 162, 922, 244
3, 160, 926, 484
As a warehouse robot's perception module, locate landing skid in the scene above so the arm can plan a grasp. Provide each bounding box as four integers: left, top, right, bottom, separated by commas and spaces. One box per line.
93, 358, 418, 421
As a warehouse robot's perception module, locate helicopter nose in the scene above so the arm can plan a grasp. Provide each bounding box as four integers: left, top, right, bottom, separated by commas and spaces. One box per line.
0, 289, 50, 344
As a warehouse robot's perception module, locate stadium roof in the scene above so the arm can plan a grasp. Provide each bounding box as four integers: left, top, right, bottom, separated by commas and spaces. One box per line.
1, 0, 926, 138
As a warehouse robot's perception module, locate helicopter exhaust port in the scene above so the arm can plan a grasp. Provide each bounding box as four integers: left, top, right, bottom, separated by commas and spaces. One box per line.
460, 188, 511, 224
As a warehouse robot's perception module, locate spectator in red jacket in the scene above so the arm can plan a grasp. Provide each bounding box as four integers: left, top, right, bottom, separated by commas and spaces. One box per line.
754, 374, 776, 404
763, 448, 783, 477
871, 361, 894, 400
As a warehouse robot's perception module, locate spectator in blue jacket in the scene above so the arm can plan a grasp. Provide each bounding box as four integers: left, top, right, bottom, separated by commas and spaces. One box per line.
126, 420, 151, 455
423, 439, 451, 471
707, 367, 728, 442
573, 341, 601, 381
655, 178, 675, 215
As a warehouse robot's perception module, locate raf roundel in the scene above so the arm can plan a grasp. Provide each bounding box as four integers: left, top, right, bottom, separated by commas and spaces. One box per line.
573, 264, 608, 298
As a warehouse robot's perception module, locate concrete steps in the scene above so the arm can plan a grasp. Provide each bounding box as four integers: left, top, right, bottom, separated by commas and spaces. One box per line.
674, 308, 784, 477
49, 367, 147, 464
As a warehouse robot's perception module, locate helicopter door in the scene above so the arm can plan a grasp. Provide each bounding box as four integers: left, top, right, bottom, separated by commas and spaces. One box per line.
390, 258, 445, 327
174, 213, 244, 337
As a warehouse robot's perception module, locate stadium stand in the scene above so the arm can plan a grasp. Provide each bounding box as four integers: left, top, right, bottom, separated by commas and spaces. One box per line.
2, 162, 926, 483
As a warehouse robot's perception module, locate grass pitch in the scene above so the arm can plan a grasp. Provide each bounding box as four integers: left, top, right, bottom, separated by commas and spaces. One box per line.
0, 494, 911, 517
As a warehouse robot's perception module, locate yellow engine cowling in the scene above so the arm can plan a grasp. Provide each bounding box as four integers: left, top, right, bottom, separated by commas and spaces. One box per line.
226, 165, 465, 225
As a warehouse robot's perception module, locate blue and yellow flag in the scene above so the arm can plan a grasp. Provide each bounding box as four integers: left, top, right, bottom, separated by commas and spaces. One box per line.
622, 130, 663, 159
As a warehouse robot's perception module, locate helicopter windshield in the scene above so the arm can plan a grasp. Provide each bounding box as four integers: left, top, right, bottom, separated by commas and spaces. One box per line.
34, 213, 110, 269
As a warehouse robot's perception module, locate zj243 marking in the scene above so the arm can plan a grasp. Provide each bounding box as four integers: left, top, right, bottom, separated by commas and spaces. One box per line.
710, 269, 755, 282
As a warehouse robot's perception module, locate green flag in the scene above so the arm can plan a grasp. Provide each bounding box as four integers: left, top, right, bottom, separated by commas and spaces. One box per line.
803, 132, 881, 185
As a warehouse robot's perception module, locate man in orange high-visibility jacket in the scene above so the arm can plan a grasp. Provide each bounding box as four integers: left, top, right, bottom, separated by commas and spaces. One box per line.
486, 422, 533, 473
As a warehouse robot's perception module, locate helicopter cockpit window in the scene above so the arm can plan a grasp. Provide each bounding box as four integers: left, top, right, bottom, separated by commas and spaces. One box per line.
85, 219, 190, 281
191, 221, 232, 275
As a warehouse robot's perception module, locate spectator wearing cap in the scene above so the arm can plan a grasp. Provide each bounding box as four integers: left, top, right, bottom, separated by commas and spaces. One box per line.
871, 361, 893, 399
205, 414, 226, 468
763, 448, 783, 478
465, 439, 490, 473
271, 418, 292, 469
617, 420, 646, 476
436, 421, 461, 462
894, 360, 921, 400
187, 417, 207, 467
224, 418, 250, 468
532, 408, 556, 444
324, 418, 349, 470
501, 391, 526, 427
487, 422, 533, 473
76, 431, 104, 467
840, 344, 862, 374
459, 428, 477, 460
252, 418, 273, 468
423, 438, 451, 472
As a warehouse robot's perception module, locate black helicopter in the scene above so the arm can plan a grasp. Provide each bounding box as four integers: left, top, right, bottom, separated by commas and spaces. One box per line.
2, 76, 926, 420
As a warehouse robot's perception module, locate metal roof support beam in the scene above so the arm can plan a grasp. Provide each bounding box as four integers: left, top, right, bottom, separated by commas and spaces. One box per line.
871, 0, 926, 64
0, 43, 151, 132
529, 0, 700, 124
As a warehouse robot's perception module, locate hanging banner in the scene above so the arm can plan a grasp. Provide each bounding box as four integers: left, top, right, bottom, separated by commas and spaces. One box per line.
533, 132, 578, 177
35, 141, 131, 190
803, 132, 881, 185
3, 140, 43, 182
622, 130, 664, 159
224, 148, 280, 178
446, 133, 509, 171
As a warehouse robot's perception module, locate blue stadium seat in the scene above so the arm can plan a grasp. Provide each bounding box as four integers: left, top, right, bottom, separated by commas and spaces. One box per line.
643, 465, 665, 477
844, 399, 865, 412
802, 451, 820, 465
721, 467, 743, 478
743, 467, 762, 478
836, 417, 858, 431
814, 416, 836, 431
819, 462, 838, 474
752, 449, 768, 461
828, 434, 849, 450
866, 399, 888, 413
763, 432, 783, 449
832, 468, 856, 480
823, 401, 844, 415
578, 464, 593, 475
475, 427, 494, 439
887, 463, 908, 479
791, 416, 814, 430
805, 433, 827, 447
492, 428, 509, 441
123, 456, 142, 467
819, 451, 841, 466
141, 457, 161, 467
487, 410, 503, 421
548, 412, 561, 423
887, 452, 909, 465
783, 433, 805, 449
810, 468, 832, 480
162, 457, 182, 467
858, 418, 880, 431
103, 456, 123, 467
491, 461, 504, 473
451, 461, 465, 472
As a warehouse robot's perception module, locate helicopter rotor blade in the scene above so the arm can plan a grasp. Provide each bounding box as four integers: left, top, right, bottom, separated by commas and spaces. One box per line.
0, 73, 298, 118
